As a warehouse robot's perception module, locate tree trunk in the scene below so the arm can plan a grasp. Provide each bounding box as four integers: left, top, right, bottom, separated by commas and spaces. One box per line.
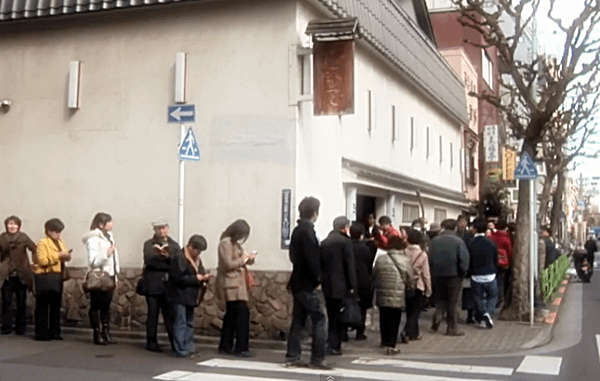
537, 171, 555, 227
501, 142, 536, 321
550, 171, 566, 242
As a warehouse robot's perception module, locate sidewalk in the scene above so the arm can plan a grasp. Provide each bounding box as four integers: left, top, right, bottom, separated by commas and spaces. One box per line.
60, 280, 567, 359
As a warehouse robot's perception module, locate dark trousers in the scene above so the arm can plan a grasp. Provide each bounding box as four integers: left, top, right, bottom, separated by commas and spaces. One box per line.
219, 301, 250, 354
146, 294, 173, 346
403, 290, 425, 339
35, 290, 62, 340
89, 290, 113, 324
356, 303, 368, 336
325, 297, 344, 351
286, 288, 327, 365
1, 275, 28, 334
432, 276, 463, 332
379, 306, 402, 348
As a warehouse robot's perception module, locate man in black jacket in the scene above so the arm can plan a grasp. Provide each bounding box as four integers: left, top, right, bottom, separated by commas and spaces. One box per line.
142, 219, 180, 352
429, 219, 469, 336
467, 218, 498, 329
285, 197, 330, 370
321, 216, 358, 355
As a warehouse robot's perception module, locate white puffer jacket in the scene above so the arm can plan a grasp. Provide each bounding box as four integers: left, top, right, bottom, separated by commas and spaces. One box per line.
82, 229, 120, 277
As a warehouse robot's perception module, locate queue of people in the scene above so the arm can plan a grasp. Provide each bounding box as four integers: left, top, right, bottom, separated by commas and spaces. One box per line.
0, 206, 516, 363
0, 213, 258, 360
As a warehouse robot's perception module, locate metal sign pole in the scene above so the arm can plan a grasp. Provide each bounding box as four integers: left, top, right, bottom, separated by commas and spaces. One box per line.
178, 123, 185, 247
530, 178, 535, 326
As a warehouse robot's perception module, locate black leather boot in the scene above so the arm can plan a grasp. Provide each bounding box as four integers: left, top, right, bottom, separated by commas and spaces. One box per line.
89, 310, 107, 345
101, 311, 116, 344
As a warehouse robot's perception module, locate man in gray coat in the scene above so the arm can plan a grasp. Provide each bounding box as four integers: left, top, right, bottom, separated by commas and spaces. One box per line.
429, 219, 469, 336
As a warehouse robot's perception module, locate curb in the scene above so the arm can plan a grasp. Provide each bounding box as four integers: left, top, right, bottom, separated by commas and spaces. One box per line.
520, 274, 571, 350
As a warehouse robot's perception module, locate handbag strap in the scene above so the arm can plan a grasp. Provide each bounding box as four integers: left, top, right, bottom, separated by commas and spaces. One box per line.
387, 252, 410, 287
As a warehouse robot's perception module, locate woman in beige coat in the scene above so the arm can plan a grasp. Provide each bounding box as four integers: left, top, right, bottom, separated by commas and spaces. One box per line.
217, 219, 256, 357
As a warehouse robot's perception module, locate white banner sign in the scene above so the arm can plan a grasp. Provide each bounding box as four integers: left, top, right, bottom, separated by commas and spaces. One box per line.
484, 125, 499, 162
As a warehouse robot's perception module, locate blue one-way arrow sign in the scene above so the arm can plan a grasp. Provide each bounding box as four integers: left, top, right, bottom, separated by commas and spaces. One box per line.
514, 152, 538, 180
179, 127, 200, 161
168, 104, 196, 123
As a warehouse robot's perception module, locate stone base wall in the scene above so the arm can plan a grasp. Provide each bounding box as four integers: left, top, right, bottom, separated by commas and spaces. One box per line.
16, 267, 294, 339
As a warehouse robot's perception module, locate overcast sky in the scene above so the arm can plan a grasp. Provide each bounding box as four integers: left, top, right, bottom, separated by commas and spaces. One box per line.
535, 1, 600, 182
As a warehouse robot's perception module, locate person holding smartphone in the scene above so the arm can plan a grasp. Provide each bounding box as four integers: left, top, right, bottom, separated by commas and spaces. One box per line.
33, 218, 71, 341
167, 234, 210, 358
216, 219, 256, 357
82, 212, 120, 345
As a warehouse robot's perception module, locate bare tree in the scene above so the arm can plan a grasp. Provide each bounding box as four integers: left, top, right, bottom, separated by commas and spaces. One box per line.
453, 0, 600, 320
539, 84, 600, 238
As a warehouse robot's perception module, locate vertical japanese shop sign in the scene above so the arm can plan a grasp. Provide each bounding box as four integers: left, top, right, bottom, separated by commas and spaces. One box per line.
313, 40, 355, 115
484, 125, 499, 162
281, 189, 291, 249
503, 148, 517, 180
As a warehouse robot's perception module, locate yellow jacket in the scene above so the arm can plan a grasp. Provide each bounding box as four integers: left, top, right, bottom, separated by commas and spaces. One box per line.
34, 237, 67, 274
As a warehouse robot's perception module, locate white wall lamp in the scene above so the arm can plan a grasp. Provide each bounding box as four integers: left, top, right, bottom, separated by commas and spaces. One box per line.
68, 61, 81, 109
175, 52, 187, 104
0, 99, 11, 113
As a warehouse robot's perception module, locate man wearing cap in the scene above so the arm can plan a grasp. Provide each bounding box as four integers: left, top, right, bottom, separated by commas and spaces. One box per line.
142, 219, 181, 352
320, 216, 357, 355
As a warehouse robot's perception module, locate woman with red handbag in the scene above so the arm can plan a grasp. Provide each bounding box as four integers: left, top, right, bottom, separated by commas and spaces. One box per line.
216, 219, 256, 358
82, 213, 120, 345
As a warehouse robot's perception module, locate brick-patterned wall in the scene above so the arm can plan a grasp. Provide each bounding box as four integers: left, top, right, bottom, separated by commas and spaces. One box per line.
55, 267, 293, 339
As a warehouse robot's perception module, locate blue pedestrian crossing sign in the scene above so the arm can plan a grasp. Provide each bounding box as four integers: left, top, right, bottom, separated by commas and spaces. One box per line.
514, 152, 538, 180
179, 127, 200, 161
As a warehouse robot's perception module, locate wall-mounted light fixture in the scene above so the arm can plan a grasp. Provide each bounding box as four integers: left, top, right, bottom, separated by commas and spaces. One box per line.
0, 99, 11, 113
68, 61, 81, 109
175, 52, 187, 104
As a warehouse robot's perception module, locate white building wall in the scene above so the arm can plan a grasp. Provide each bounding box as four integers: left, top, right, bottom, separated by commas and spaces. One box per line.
295, 5, 465, 235
0, 1, 299, 271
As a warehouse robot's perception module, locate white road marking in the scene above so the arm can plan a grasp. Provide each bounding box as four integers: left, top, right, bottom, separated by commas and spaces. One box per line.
516, 355, 562, 375
153, 371, 193, 380
596, 335, 600, 363
153, 370, 297, 381
353, 357, 513, 375
196, 358, 502, 381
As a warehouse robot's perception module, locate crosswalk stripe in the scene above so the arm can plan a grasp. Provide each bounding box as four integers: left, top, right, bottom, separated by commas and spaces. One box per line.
154, 371, 193, 380
516, 355, 562, 375
352, 357, 513, 376
196, 359, 502, 381
596, 335, 600, 363
153, 370, 298, 381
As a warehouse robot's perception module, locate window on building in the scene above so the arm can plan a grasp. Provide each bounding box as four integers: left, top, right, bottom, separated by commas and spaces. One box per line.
392, 105, 396, 142
410, 117, 415, 153
426, 127, 430, 159
402, 204, 420, 223
465, 145, 477, 185
434, 208, 447, 222
482, 50, 494, 87
368, 90, 372, 134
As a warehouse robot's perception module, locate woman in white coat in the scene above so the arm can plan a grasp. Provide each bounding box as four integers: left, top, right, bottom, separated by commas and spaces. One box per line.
82, 213, 120, 345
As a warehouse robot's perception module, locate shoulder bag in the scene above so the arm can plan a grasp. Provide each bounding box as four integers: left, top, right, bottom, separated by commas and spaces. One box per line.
83, 241, 117, 293
388, 253, 416, 299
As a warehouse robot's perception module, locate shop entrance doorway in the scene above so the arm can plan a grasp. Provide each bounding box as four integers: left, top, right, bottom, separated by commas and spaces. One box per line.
356, 195, 377, 225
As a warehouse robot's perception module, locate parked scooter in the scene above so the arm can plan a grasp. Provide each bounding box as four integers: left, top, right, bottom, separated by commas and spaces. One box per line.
573, 248, 592, 283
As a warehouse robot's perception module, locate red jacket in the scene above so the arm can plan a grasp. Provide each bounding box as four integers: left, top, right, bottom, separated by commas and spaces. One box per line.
376, 226, 401, 250
490, 230, 513, 265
